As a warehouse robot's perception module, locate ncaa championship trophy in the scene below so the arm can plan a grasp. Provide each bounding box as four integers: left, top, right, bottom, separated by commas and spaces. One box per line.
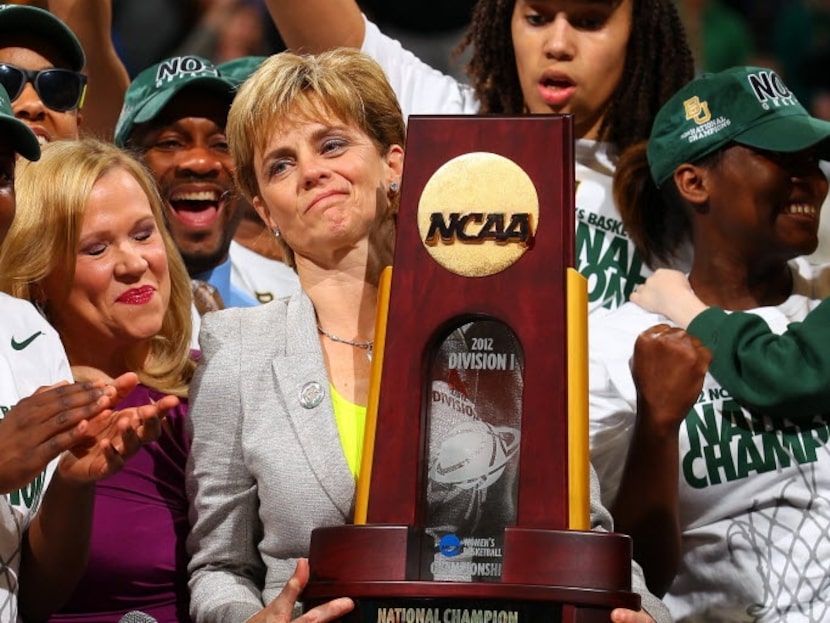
302, 116, 640, 622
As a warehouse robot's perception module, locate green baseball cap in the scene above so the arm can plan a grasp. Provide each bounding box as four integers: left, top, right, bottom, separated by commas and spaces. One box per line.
647, 66, 830, 186
0, 4, 85, 71
114, 55, 235, 147
0, 83, 40, 161
217, 56, 266, 89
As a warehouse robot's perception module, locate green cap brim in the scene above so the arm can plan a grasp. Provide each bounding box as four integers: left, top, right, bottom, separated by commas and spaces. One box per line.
117, 77, 234, 146
734, 112, 830, 158
0, 5, 84, 71
0, 117, 40, 161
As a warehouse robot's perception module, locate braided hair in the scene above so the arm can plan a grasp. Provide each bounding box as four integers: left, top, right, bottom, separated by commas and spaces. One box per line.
456, 0, 694, 153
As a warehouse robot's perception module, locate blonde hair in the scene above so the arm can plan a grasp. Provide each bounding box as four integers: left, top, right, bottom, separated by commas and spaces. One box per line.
227, 48, 405, 266
0, 139, 194, 396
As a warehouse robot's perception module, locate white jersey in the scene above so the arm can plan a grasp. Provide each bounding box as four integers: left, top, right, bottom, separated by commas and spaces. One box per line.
589, 260, 830, 622
0, 293, 71, 622
229, 240, 299, 305
362, 17, 690, 315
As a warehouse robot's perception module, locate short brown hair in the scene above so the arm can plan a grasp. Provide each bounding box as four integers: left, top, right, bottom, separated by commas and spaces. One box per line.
227, 47, 405, 267
228, 47, 405, 203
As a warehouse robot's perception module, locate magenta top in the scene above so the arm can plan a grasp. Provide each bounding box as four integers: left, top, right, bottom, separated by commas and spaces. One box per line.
48, 384, 191, 623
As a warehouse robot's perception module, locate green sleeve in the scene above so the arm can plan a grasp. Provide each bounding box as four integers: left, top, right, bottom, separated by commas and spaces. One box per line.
687, 299, 830, 416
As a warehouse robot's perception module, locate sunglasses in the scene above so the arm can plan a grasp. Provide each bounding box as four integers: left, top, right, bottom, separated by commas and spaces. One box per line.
0, 63, 87, 112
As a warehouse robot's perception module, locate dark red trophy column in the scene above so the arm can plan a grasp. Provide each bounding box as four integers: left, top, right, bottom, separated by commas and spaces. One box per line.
303, 115, 639, 623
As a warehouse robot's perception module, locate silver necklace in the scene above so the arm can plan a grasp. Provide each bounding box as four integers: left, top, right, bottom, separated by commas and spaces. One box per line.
317, 324, 374, 362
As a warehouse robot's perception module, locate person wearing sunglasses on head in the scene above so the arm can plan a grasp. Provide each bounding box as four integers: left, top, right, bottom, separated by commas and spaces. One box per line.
0, 2, 129, 144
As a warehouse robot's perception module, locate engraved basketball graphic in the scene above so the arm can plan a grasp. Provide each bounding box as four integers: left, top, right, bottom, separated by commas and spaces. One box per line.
431, 420, 521, 490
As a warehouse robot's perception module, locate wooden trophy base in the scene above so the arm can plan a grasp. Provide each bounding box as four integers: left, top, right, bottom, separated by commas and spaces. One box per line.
304, 525, 640, 623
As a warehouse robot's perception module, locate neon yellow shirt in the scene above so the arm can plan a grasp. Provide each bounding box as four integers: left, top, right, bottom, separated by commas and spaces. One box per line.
330, 384, 367, 480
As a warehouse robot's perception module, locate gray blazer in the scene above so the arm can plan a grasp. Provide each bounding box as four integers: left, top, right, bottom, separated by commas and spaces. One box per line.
185, 291, 670, 623
186, 292, 354, 623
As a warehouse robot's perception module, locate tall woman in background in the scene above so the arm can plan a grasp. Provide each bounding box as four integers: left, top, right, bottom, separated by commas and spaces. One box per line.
263, 0, 695, 315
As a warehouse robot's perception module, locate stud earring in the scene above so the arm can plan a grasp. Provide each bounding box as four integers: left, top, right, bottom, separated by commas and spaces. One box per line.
272, 227, 281, 238
390, 181, 399, 193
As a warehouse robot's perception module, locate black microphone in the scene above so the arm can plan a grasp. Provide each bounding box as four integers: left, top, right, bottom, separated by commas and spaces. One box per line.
118, 611, 158, 623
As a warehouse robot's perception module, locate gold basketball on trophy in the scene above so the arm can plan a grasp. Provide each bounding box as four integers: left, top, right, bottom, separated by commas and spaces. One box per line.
417, 152, 540, 277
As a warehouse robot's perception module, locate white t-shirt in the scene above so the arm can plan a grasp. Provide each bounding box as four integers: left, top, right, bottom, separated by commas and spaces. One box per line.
229, 240, 299, 305
805, 161, 830, 264
589, 260, 830, 622
361, 17, 689, 316
0, 294, 71, 622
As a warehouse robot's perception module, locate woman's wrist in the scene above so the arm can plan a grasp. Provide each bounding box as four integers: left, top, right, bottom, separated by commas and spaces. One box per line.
666, 290, 709, 329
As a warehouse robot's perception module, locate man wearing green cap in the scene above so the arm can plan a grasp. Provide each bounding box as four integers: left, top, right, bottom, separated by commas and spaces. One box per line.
0, 2, 86, 145
590, 66, 830, 620
116, 55, 258, 330
0, 82, 173, 623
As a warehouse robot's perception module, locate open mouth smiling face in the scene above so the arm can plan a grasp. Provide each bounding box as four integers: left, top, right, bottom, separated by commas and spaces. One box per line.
168, 186, 231, 230
160, 175, 238, 266
130, 88, 239, 269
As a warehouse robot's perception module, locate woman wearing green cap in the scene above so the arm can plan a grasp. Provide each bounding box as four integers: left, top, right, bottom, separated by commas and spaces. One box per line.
589, 65, 830, 620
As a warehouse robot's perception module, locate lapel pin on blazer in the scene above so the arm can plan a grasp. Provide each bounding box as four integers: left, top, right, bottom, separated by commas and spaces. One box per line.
299, 381, 325, 409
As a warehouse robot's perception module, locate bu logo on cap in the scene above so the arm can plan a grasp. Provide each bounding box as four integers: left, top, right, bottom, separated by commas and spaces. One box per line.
155, 56, 218, 87
684, 96, 711, 126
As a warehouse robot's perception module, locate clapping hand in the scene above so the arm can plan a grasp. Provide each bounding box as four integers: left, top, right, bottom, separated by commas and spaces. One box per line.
57, 371, 178, 483
0, 369, 178, 494
0, 376, 120, 494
